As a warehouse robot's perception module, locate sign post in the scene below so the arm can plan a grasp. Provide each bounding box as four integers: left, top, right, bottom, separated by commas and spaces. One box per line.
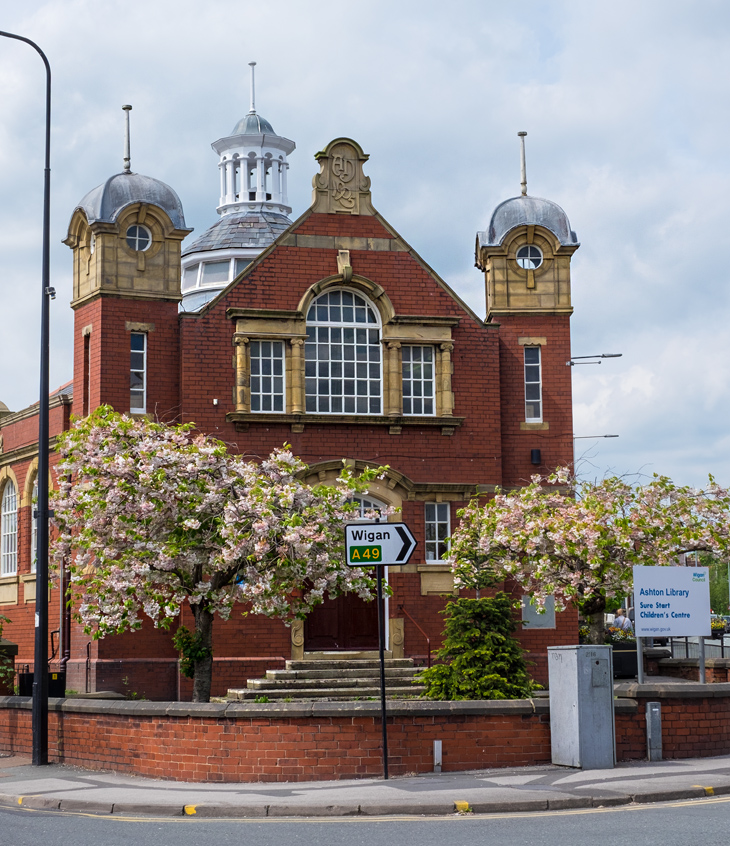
345, 521, 417, 779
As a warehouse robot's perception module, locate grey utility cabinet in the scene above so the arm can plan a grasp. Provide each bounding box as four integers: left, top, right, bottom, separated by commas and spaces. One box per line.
548, 645, 615, 769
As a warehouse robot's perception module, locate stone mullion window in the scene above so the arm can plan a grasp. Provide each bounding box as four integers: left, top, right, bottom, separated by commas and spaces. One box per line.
249, 340, 285, 413
402, 345, 435, 416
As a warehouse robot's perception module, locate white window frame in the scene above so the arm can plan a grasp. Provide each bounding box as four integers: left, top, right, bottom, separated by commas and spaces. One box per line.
250, 340, 286, 413
1, 481, 18, 577
425, 502, 450, 563
524, 346, 543, 423
305, 289, 383, 415
130, 332, 147, 414
402, 345, 436, 416
125, 224, 152, 252
30, 478, 38, 574
516, 244, 543, 270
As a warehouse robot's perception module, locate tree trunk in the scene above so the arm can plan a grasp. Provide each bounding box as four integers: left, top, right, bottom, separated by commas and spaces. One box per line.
581, 594, 607, 645
191, 605, 214, 703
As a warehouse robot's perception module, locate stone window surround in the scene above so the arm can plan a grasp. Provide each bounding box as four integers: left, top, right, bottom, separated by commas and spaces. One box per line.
226, 277, 462, 435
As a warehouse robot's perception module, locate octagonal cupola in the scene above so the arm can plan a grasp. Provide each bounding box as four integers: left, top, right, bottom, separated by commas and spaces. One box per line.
475, 132, 579, 321
211, 62, 295, 219
180, 62, 296, 312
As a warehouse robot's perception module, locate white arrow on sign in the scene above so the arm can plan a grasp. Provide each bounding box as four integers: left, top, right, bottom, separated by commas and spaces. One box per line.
345, 522, 417, 566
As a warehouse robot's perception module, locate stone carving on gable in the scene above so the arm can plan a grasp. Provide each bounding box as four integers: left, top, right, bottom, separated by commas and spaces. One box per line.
311, 138, 374, 215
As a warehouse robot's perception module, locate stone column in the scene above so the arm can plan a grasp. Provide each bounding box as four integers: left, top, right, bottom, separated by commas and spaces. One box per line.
290, 338, 305, 414
439, 343, 454, 417
233, 335, 249, 412
386, 342, 402, 416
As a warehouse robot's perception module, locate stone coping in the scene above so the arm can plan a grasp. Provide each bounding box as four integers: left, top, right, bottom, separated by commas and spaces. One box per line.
0, 695, 644, 718
614, 680, 730, 698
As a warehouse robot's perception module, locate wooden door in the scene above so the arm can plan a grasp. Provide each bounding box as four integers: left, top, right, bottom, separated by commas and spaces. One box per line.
304, 592, 380, 650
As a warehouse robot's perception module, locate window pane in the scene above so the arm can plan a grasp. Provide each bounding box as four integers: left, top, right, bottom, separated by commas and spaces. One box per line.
402, 346, 436, 416
250, 340, 285, 414
304, 290, 382, 414
201, 261, 231, 286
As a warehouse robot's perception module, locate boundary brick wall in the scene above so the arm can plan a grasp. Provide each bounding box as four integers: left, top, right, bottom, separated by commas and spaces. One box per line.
1, 683, 728, 783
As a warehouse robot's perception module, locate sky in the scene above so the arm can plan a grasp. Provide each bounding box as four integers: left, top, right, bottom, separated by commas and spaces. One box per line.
1, 0, 729, 488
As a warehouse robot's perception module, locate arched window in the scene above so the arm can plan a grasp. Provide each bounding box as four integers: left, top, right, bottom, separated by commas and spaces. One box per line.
1, 481, 17, 577
305, 290, 382, 414
352, 495, 386, 520
30, 478, 38, 574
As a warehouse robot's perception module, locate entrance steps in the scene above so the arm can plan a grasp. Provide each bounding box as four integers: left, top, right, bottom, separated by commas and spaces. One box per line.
227, 655, 425, 701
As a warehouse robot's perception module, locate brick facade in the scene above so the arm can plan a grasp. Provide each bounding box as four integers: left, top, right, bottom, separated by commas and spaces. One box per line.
0, 137, 579, 698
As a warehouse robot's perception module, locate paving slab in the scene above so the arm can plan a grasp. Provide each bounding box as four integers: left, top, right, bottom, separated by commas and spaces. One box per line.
0, 753, 729, 818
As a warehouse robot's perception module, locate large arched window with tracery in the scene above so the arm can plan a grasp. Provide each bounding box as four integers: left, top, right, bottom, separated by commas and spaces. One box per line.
1, 481, 17, 577
305, 290, 382, 414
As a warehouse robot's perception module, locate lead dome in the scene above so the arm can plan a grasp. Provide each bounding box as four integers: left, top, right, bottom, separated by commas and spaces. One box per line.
74, 172, 188, 230
478, 195, 578, 249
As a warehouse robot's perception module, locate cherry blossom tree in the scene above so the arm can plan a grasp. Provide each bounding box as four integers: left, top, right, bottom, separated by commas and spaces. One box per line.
449, 470, 730, 643
51, 407, 383, 701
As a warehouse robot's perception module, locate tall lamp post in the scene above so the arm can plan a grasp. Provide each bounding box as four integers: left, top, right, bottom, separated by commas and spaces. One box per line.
0, 30, 53, 767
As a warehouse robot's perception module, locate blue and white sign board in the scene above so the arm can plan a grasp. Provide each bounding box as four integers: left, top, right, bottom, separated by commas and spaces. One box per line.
633, 565, 711, 638
345, 522, 417, 566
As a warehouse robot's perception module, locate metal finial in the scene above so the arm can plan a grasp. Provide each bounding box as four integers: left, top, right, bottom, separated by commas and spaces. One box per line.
518, 131, 527, 196
122, 105, 132, 173
248, 61, 256, 114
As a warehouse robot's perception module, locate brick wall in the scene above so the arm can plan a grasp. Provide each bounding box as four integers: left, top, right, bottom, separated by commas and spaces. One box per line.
1, 685, 729, 782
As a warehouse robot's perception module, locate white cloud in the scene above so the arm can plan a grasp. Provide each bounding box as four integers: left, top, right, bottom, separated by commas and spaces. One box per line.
2, 0, 730, 486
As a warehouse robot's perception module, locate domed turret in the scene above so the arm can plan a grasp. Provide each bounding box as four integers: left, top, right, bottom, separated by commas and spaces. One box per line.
64, 105, 192, 309
475, 132, 578, 320
181, 62, 296, 312
479, 195, 577, 250
76, 171, 188, 230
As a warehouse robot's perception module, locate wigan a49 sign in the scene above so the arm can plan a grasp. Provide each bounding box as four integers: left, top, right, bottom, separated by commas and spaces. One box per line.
345, 522, 417, 567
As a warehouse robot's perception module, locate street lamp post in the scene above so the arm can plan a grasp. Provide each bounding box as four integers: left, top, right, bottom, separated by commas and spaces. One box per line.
0, 30, 52, 767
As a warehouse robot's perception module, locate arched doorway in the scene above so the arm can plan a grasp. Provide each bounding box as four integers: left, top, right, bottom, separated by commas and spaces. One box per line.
303, 496, 383, 651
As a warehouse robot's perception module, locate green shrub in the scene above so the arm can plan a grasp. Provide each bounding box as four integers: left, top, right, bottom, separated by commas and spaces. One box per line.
418, 593, 537, 700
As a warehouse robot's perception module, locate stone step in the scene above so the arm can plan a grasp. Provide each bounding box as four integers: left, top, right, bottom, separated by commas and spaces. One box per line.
265, 667, 420, 681
286, 658, 415, 671
248, 675, 422, 691
228, 684, 425, 701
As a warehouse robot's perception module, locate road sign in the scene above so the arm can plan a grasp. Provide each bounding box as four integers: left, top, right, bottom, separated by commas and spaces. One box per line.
345, 522, 417, 566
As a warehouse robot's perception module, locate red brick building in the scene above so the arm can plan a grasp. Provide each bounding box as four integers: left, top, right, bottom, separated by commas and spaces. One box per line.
0, 122, 580, 698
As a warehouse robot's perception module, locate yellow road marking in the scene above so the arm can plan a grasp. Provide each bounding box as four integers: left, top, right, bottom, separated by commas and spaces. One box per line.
6, 793, 730, 824
454, 800, 470, 813
184, 805, 197, 815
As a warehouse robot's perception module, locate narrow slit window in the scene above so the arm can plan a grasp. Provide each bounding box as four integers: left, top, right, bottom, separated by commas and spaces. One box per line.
425, 502, 450, 562
130, 332, 147, 414
402, 346, 435, 415
1, 482, 18, 577
250, 340, 285, 413
524, 346, 542, 422
30, 478, 38, 574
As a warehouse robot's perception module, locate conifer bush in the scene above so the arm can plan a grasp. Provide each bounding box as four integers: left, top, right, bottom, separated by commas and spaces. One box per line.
418, 593, 537, 700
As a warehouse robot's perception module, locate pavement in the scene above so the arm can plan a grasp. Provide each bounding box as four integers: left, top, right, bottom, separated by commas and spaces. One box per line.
1, 752, 730, 818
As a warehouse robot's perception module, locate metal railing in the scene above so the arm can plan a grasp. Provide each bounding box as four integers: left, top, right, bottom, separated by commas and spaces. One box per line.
398, 604, 432, 668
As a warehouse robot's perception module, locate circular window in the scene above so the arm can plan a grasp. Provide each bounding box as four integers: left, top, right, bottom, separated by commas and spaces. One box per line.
126, 225, 151, 251
516, 244, 543, 270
